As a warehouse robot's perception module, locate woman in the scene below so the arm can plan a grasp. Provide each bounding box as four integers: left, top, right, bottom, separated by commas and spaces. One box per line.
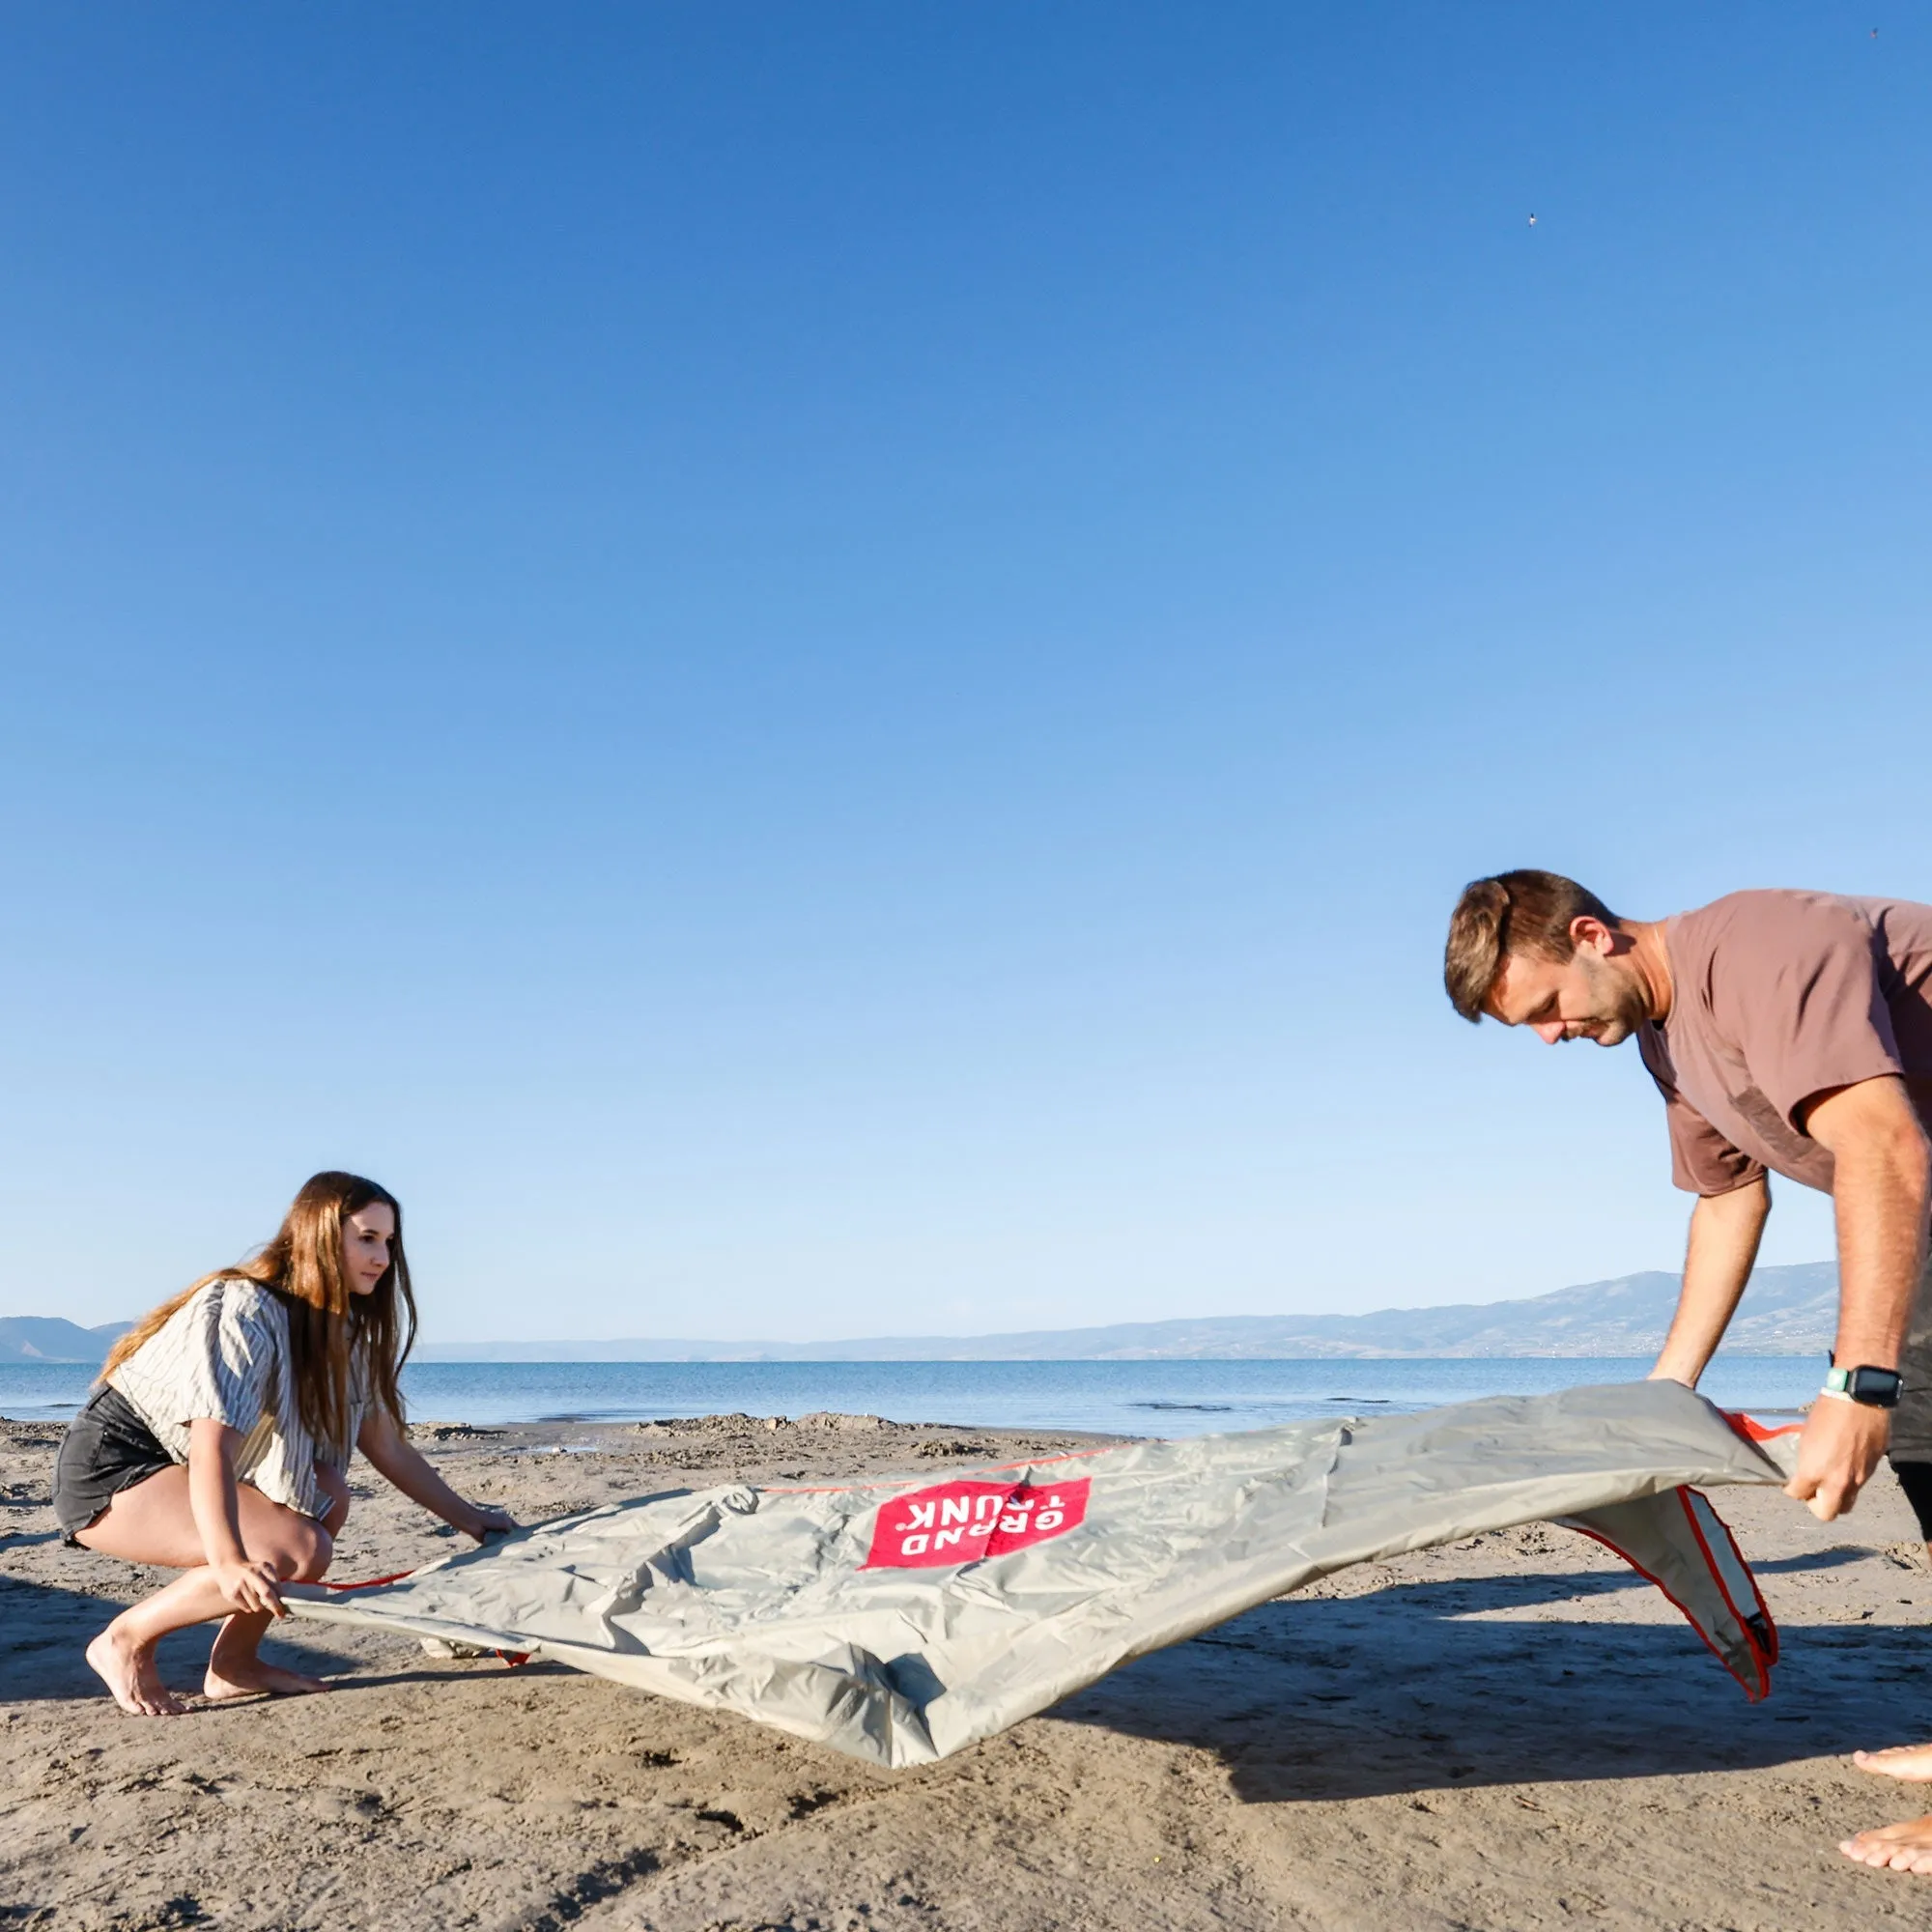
55, 1171, 514, 1717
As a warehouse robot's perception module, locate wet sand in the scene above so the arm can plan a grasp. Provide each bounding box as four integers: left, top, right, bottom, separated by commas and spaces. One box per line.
5, 1407, 1932, 1930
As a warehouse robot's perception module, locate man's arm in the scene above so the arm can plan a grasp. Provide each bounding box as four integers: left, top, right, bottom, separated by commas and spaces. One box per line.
1649, 1175, 1771, 1385
1785, 1074, 1932, 1521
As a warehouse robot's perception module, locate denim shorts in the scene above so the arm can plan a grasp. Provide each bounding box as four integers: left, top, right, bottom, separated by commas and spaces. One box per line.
51, 1384, 176, 1544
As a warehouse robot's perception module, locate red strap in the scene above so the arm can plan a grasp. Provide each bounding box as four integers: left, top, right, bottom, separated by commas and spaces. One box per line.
323, 1570, 416, 1591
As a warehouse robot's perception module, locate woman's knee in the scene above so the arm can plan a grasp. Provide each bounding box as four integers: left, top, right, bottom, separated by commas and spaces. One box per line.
277, 1520, 335, 1583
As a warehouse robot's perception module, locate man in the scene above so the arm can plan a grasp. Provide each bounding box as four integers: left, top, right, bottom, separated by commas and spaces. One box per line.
1443, 871, 1932, 1875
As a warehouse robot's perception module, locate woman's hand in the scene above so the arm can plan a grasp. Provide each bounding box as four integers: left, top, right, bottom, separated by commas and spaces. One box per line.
457, 1503, 519, 1542
210, 1556, 288, 1618
186, 1420, 287, 1616
357, 1410, 520, 1543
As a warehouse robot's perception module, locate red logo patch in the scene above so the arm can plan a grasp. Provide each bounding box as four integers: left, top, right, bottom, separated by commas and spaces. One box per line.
863, 1476, 1092, 1570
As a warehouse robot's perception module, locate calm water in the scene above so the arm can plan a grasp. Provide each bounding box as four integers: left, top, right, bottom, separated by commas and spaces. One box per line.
0, 1355, 1824, 1436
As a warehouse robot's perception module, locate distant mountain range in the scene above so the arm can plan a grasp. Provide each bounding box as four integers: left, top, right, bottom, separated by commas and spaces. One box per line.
3, 1261, 1841, 1366
412, 1261, 1840, 1362
0, 1317, 132, 1365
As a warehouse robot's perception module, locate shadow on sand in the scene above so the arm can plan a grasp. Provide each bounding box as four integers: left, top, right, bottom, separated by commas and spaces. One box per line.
1058, 1564, 1931, 1803
0, 1571, 352, 1702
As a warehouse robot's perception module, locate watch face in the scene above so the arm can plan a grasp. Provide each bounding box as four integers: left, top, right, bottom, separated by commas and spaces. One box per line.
1825, 1366, 1901, 1405
1848, 1367, 1903, 1406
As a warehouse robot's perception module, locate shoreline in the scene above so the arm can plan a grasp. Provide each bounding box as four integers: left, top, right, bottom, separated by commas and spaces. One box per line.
0, 1354, 1833, 1441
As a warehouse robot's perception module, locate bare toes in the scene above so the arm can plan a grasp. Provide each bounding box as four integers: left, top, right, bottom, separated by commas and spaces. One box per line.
1839, 1821, 1932, 1873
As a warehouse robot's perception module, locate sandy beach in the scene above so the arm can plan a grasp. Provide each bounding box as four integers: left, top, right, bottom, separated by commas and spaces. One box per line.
5, 1406, 1932, 1930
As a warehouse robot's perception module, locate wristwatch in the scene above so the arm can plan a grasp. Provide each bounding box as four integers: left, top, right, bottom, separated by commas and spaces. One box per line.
1822, 1364, 1903, 1408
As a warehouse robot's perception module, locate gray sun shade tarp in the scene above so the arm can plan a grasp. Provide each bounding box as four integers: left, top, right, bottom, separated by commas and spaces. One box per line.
287, 1381, 1796, 1769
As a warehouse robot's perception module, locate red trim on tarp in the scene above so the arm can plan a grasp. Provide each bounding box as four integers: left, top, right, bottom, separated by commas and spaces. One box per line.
1563, 1486, 1775, 1701
1676, 1488, 1776, 1688
1721, 1409, 1803, 1445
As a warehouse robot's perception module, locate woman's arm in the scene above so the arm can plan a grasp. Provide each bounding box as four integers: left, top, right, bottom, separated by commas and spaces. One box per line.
355, 1407, 517, 1541
186, 1416, 294, 1617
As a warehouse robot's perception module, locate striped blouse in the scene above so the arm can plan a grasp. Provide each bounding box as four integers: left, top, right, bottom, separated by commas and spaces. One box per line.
107, 1277, 374, 1522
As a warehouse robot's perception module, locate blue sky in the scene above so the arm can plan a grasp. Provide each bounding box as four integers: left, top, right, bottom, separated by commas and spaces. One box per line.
3, 4, 1924, 1340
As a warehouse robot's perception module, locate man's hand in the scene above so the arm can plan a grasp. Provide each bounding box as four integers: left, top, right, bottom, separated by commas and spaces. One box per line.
1784, 1396, 1891, 1520
1786, 1073, 1930, 1521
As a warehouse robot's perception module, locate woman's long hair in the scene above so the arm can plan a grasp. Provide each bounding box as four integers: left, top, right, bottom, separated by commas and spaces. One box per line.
103, 1172, 417, 1454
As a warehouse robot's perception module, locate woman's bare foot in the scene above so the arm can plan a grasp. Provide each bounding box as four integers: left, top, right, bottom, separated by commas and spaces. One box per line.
1840, 1815, 1932, 1873
85, 1627, 187, 1717
1856, 1745, 1932, 1782
205, 1615, 329, 1701
202, 1657, 331, 1701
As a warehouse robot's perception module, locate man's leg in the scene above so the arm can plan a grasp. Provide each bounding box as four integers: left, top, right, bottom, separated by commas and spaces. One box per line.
1843, 1247, 1932, 1862
1888, 1246, 1932, 1547
1890, 1462, 1932, 1564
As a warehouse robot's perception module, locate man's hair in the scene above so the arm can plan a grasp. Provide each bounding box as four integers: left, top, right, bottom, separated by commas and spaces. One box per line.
1443, 870, 1621, 1023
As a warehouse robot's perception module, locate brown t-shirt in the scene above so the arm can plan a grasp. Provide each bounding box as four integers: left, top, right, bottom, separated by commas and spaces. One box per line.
1636, 891, 1932, 1197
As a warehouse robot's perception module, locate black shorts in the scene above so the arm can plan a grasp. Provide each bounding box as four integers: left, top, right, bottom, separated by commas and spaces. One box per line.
1893, 1460, 1932, 1545
52, 1384, 176, 1544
